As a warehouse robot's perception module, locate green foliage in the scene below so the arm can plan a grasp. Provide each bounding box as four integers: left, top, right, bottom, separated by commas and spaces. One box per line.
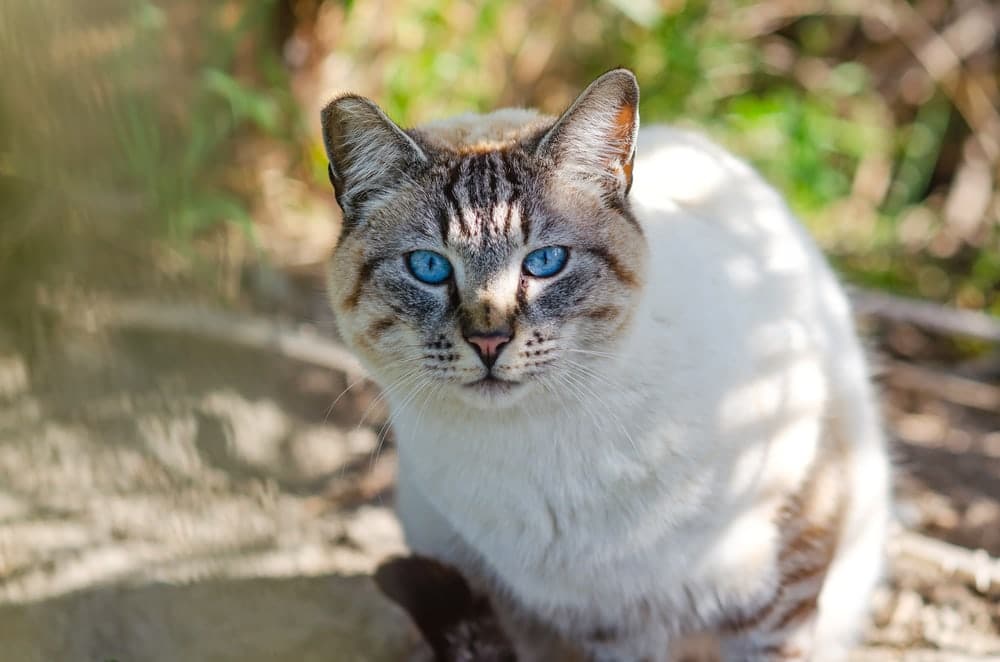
329, 0, 996, 311
101, 0, 997, 310
112, 0, 297, 242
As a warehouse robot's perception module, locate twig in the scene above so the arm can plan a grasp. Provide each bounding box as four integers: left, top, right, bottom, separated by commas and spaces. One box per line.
890, 528, 1000, 595
849, 289, 1000, 344
55, 299, 367, 379
885, 360, 1000, 412
734, 0, 1000, 163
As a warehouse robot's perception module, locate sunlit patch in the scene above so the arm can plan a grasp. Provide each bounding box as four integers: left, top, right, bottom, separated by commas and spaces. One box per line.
723, 255, 761, 289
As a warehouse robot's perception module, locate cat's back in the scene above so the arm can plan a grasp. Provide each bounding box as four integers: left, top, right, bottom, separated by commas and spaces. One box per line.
625, 125, 872, 470
631, 125, 828, 282
629, 125, 857, 360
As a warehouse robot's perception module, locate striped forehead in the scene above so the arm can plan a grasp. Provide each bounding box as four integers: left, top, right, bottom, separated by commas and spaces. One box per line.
438, 150, 533, 255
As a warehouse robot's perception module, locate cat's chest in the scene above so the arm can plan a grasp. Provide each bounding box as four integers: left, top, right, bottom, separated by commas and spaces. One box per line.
403, 413, 639, 523
394, 408, 718, 601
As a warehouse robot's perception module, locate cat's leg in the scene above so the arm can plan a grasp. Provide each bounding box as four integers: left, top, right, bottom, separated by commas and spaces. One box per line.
395, 456, 468, 564
716, 541, 830, 661
717, 465, 845, 661
571, 608, 672, 662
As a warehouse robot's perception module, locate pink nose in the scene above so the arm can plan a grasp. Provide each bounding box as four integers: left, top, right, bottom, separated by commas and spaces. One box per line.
464, 332, 512, 368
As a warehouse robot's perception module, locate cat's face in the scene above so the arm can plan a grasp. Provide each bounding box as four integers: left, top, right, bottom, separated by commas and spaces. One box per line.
323, 70, 646, 410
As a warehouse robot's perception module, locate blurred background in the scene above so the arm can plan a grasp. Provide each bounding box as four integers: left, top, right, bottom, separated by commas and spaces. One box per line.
0, 1, 998, 660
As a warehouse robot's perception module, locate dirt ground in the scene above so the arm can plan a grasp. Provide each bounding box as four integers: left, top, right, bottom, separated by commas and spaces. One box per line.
0, 283, 997, 661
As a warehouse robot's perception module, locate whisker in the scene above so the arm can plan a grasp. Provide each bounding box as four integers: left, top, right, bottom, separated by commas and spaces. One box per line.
355, 368, 425, 431
369, 374, 433, 473
323, 353, 435, 426
323, 371, 370, 425
562, 362, 642, 458
564, 348, 625, 360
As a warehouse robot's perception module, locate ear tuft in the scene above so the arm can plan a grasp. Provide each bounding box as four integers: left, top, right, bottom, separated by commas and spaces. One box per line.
537, 68, 640, 199
320, 95, 427, 221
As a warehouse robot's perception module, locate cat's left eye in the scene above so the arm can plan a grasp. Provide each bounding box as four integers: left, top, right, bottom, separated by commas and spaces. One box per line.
523, 246, 568, 278
407, 250, 453, 285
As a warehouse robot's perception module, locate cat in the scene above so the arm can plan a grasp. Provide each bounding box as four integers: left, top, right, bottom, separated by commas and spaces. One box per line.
321, 69, 891, 661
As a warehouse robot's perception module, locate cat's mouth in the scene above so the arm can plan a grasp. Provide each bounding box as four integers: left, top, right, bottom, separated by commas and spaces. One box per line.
457, 374, 531, 409
464, 375, 521, 394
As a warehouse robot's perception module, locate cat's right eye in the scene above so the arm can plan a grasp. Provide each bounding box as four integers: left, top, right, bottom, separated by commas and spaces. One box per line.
406, 250, 453, 285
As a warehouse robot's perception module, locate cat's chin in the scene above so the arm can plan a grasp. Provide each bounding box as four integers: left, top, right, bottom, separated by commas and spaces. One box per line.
454, 376, 530, 410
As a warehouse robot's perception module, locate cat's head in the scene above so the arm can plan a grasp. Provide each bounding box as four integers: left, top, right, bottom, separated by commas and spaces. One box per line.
322, 69, 646, 410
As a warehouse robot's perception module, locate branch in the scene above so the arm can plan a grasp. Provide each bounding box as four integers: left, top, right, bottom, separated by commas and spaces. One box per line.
849, 289, 1000, 343
53, 299, 367, 379
884, 360, 1000, 412
890, 528, 1000, 595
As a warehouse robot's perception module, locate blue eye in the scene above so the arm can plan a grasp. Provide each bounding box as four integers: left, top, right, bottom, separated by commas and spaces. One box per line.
522, 246, 568, 278
407, 250, 453, 285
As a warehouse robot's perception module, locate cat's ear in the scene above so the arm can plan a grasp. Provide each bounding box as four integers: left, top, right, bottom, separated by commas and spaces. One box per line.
320, 95, 427, 218
536, 68, 639, 199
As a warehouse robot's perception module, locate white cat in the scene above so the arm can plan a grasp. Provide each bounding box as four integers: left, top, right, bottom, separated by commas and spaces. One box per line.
322, 69, 890, 661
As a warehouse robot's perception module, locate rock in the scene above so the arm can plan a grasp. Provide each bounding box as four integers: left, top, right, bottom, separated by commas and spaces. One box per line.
0, 572, 417, 662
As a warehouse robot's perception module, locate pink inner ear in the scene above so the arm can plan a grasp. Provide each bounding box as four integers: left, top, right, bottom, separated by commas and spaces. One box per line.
610, 104, 637, 185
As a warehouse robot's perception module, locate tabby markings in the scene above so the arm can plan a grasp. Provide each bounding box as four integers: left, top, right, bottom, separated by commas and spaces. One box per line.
344, 257, 382, 310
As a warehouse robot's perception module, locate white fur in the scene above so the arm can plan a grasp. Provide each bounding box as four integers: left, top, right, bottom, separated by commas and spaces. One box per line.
388, 126, 890, 660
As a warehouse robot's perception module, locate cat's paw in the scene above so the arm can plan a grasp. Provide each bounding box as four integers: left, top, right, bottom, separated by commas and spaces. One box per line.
374, 555, 515, 662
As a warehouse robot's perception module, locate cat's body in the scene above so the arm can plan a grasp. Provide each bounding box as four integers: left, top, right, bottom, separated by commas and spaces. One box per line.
322, 71, 890, 661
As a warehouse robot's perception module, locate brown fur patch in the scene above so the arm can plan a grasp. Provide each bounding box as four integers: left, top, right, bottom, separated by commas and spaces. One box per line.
583, 306, 621, 321
778, 523, 834, 562
621, 158, 634, 187
779, 560, 829, 586
613, 105, 636, 186
612, 106, 635, 148
587, 246, 640, 288
344, 257, 379, 309
721, 438, 846, 644
614, 105, 635, 134
719, 589, 781, 634
366, 316, 397, 340
772, 595, 818, 630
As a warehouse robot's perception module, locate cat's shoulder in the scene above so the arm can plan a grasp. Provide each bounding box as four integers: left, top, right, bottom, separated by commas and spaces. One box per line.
635, 125, 768, 196
633, 124, 790, 224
